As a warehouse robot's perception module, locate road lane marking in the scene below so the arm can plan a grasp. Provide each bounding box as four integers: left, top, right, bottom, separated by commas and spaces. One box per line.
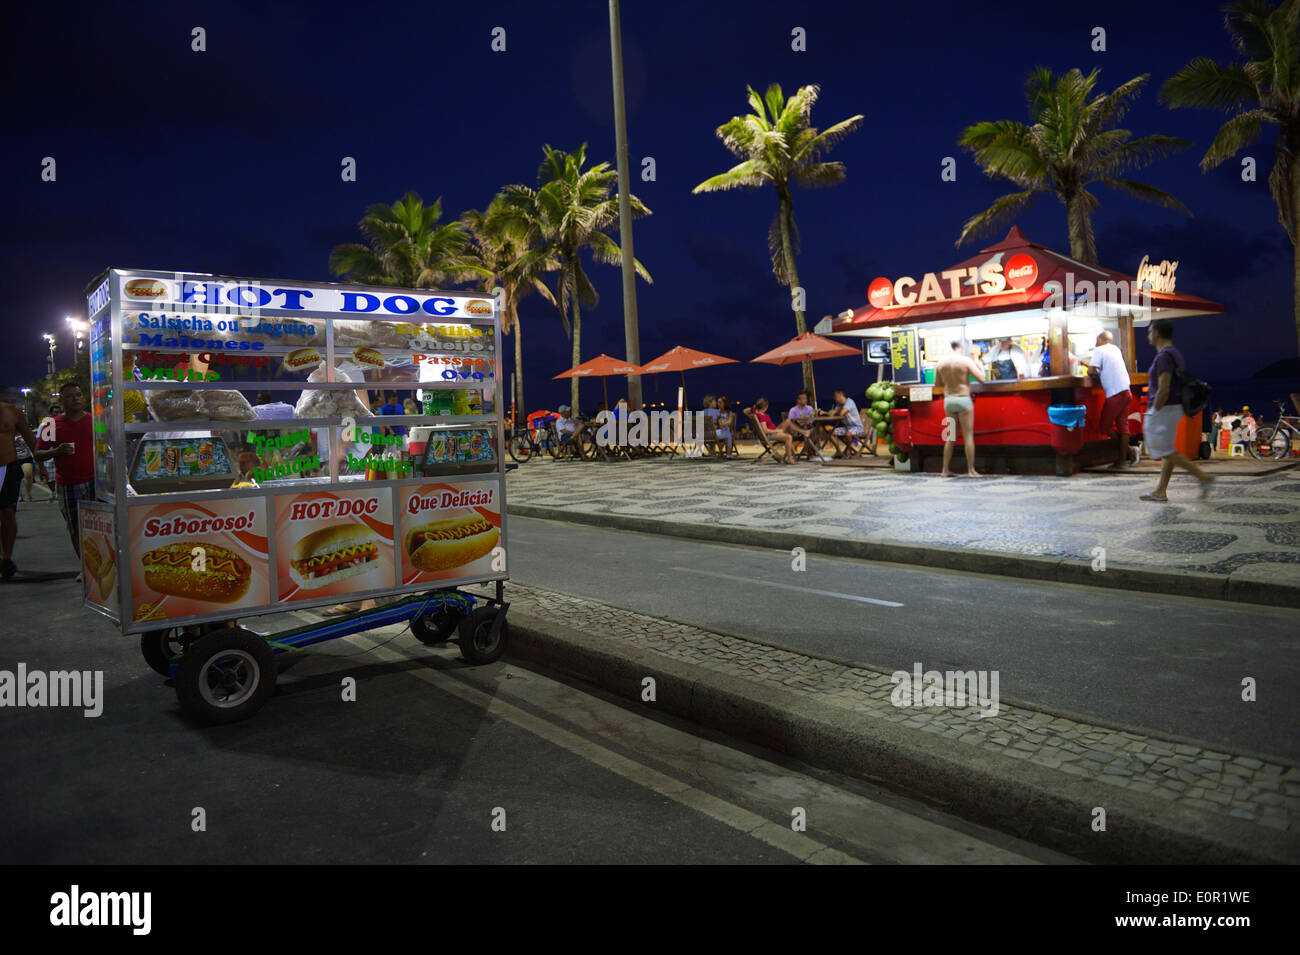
673, 567, 904, 607
347, 633, 865, 864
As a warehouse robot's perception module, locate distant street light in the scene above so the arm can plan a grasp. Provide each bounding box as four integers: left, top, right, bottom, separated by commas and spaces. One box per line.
42, 332, 57, 377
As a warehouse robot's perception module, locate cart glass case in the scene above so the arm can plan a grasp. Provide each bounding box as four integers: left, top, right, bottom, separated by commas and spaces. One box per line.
80, 269, 508, 632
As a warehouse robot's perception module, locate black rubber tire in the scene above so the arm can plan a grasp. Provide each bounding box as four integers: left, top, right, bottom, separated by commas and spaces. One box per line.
544, 432, 560, 459
1246, 426, 1273, 460
411, 608, 460, 645
141, 627, 189, 677
175, 628, 277, 724
507, 434, 533, 464
458, 607, 507, 665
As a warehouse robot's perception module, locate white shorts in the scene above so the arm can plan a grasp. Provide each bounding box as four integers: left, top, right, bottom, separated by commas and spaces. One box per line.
1143, 404, 1183, 459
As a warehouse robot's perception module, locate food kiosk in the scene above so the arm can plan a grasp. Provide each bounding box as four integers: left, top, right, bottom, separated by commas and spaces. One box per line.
80, 268, 510, 722
831, 227, 1225, 474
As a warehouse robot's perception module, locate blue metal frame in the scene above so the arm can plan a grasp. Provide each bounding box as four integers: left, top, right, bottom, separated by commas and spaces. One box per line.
165, 588, 495, 679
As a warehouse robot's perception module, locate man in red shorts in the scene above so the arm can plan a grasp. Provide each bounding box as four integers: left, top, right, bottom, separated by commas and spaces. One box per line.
1088, 330, 1133, 469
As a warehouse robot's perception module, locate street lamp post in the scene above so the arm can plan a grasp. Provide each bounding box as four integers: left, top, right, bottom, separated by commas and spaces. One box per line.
42, 332, 57, 377
608, 0, 643, 412
66, 315, 86, 355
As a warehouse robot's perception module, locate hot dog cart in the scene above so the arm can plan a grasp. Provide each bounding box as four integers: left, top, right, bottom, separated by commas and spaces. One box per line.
79, 267, 511, 722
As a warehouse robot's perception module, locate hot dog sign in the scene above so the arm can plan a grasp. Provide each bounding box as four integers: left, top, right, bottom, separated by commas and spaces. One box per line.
273, 490, 396, 601
127, 500, 270, 623
398, 481, 503, 584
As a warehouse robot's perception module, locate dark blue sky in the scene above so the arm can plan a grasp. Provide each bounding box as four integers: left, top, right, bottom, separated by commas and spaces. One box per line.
4, 0, 1295, 412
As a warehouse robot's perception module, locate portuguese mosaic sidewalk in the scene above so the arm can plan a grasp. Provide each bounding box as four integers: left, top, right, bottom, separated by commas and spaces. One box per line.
478, 580, 1299, 863
505, 455, 1300, 605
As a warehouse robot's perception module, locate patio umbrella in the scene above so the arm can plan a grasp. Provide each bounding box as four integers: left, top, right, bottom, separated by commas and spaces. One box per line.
750, 332, 861, 407
635, 345, 737, 406
553, 353, 641, 411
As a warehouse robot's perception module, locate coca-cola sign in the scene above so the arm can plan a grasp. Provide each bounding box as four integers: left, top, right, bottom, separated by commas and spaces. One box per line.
1004, 254, 1038, 290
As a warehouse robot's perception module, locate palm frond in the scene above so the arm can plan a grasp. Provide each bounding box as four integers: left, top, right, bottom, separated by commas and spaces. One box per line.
1201, 108, 1274, 168
792, 161, 847, 188
955, 189, 1043, 246
1093, 178, 1192, 214
1159, 57, 1261, 111
1266, 141, 1297, 243
692, 161, 769, 193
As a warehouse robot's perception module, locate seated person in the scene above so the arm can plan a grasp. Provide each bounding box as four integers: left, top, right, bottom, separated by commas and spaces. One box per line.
747, 398, 796, 464
787, 390, 819, 458
555, 404, 583, 445
701, 395, 721, 456
828, 388, 865, 456
715, 398, 737, 457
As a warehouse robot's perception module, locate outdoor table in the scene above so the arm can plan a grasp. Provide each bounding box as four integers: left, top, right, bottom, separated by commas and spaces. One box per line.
807, 415, 844, 457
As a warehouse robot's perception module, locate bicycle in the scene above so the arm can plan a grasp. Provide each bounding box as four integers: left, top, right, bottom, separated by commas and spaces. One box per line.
507, 419, 560, 463
1246, 398, 1300, 460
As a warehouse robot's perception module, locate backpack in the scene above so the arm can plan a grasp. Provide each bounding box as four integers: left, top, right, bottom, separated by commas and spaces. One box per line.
1166, 348, 1211, 418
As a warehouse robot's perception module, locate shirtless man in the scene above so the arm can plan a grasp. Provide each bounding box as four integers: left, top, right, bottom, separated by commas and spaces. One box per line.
0, 402, 58, 579
935, 341, 986, 477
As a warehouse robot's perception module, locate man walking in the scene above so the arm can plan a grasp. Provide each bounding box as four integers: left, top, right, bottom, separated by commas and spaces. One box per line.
1088, 330, 1133, 469
35, 383, 95, 559
0, 402, 56, 579
936, 341, 986, 477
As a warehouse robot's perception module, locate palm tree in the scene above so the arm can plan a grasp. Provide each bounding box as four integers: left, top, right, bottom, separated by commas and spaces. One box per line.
693, 83, 863, 392
329, 191, 489, 288
461, 196, 559, 417
957, 68, 1191, 265
1160, 0, 1300, 356
500, 144, 652, 412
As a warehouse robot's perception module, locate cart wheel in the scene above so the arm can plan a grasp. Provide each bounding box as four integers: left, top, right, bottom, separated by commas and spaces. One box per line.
411, 608, 460, 645
141, 627, 191, 677
175, 628, 276, 724
458, 607, 507, 665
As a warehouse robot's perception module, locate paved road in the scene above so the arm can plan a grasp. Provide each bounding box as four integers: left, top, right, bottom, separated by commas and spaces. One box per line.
504, 516, 1300, 762
0, 504, 1069, 864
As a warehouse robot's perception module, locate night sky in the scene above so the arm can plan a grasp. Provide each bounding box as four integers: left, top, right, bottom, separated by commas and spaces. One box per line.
5, 0, 1296, 413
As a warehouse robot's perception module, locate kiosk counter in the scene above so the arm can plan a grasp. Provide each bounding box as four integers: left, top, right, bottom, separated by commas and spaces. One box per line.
831, 227, 1224, 475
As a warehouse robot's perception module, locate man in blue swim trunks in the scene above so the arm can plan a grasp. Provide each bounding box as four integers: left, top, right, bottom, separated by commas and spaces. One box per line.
935, 341, 986, 478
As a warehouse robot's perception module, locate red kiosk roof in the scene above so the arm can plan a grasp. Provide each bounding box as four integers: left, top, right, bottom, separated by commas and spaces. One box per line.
832, 226, 1224, 332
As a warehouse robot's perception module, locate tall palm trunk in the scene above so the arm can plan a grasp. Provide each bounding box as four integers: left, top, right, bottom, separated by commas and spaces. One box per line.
776, 187, 814, 392
513, 311, 525, 419
1293, 160, 1300, 362
1065, 190, 1099, 265
570, 279, 582, 413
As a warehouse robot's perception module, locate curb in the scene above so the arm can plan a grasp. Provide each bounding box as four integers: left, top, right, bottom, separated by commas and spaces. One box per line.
505, 612, 1299, 865
508, 503, 1300, 609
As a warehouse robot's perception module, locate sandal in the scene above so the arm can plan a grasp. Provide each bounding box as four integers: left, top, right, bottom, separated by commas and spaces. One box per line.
322, 603, 362, 616
1139, 493, 1168, 503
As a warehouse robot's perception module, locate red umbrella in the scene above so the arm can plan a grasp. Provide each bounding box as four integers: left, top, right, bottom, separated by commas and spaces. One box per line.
750, 332, 861, 406
553, 353, 641, 410
635, 346, 737, 406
